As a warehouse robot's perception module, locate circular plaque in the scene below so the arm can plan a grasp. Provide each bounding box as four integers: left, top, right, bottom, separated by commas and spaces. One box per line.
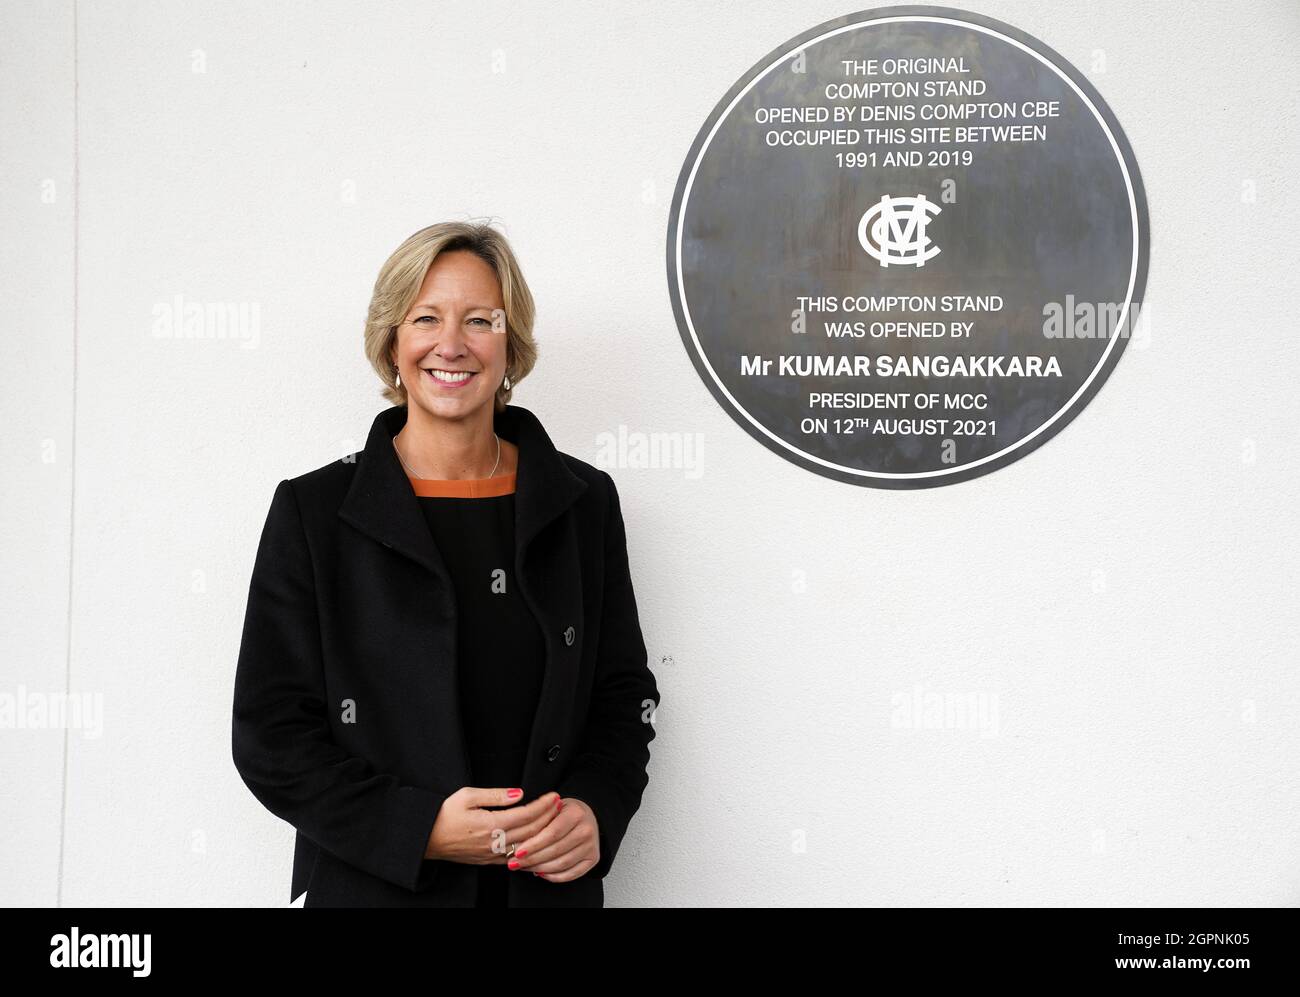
667, 5, 1149, 488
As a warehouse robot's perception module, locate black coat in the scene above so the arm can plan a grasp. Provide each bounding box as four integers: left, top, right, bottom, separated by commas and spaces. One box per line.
231, 403, 659, 907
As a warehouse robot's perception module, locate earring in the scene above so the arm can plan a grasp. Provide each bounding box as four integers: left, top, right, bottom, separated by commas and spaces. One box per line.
502, 374, 512, 391
393, 363, 401, 388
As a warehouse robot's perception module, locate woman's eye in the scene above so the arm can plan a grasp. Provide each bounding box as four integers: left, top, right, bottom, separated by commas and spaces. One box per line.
409, 315, 494, 330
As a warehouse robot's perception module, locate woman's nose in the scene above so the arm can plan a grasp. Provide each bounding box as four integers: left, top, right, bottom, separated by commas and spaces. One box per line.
433, 323, 470, 354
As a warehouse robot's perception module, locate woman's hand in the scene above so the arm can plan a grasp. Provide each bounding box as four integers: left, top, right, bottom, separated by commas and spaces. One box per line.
505, 797, 600, 882
425, 787, 562, 865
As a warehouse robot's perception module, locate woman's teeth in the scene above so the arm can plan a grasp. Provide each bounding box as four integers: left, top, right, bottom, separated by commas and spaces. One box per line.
424, 369, 476, 385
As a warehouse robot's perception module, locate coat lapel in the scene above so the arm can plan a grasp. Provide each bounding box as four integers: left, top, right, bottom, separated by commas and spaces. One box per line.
338, 403, 587, 577
337, 403, 589, 792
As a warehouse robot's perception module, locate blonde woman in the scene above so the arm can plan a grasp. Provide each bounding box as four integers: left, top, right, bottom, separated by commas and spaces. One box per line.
232, 221, 659, 907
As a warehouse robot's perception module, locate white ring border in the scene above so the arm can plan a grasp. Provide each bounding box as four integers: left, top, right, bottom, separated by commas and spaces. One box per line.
672, 15, 1141, 480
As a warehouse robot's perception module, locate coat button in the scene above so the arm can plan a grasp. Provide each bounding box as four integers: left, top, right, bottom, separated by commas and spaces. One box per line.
546, 744, 561, 762
563, 625, 575, 646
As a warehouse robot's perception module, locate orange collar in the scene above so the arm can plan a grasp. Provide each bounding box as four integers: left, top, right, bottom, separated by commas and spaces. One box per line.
406, 471, 516, 498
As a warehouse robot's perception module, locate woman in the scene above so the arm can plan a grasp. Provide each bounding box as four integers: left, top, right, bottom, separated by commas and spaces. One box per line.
231, 221, 659, 907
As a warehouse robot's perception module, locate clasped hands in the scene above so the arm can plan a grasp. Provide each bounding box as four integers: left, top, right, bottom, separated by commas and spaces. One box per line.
425, 787, 599, 882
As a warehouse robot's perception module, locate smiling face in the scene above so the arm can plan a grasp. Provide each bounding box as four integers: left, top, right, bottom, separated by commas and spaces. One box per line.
390, 249, 509, 423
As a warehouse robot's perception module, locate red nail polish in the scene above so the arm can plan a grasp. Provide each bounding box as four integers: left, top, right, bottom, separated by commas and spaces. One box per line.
506, 788, 522, 799
516, 849, 528, 857
508, 860, 519, 870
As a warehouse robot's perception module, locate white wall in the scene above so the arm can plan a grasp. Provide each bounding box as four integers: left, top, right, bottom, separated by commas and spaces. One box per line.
3, 0, 1297, 907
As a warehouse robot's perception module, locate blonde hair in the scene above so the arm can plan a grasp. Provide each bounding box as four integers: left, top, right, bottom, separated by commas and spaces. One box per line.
363, 220, 538, 412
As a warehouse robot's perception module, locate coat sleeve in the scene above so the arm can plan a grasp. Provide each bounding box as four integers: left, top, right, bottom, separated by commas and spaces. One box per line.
557, 471, 659, 879
231, 478, 448, 893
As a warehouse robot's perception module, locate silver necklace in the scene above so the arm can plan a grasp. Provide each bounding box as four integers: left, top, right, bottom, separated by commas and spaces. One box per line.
392, 432, 501, 479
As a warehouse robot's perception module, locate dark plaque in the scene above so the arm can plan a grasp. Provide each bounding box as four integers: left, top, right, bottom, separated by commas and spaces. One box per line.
667, 6, 1149, 488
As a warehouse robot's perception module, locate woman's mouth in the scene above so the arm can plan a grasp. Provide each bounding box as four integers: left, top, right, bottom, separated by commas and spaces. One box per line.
422, 368, 477, 388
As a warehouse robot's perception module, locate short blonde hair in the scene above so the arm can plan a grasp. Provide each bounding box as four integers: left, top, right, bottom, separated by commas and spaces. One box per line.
363, 220, 538, 412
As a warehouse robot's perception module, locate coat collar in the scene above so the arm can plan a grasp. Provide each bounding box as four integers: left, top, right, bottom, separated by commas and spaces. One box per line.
338, 403, 588, 578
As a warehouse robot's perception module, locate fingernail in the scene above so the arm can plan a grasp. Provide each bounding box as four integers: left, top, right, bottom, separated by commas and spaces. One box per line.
508, 860, 520, 870
516, 849, 528, 857
555, 799, 563, 811
506, 788, 522, 799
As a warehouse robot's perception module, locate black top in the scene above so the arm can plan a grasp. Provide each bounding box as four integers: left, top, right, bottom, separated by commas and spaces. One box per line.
414, 482, 546, 907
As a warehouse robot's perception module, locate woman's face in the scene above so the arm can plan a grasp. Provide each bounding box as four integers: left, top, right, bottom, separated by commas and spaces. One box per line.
391, 249, 508, 423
